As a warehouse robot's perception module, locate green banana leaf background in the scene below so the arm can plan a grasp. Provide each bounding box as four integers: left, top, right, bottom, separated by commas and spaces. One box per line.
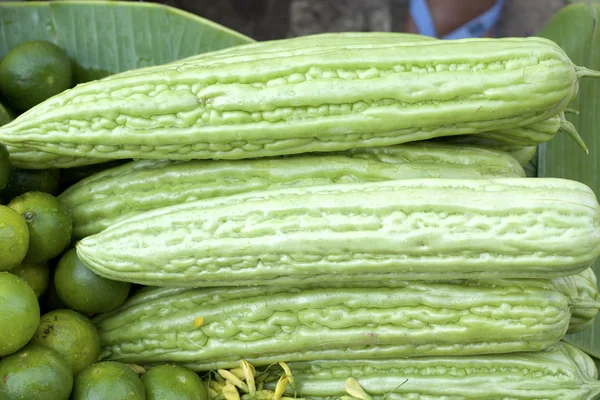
0, 1, 254, 83
537, 3, 600, 359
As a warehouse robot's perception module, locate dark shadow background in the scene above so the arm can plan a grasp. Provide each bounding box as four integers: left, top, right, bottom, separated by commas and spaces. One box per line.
154, 0, 565, 41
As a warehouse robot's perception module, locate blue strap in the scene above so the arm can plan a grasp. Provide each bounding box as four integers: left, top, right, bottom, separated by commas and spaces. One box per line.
409, 0, 439, 38
409, 0, 504, 39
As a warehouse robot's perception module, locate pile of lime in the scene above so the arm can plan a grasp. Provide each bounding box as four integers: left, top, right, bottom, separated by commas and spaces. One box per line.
0, 40, 209, 400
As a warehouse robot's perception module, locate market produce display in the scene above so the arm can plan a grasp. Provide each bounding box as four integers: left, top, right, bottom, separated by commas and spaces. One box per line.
1, 2, 600, 400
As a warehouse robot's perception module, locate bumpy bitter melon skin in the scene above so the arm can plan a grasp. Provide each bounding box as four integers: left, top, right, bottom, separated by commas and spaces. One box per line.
76, 178, 600, 287
556, 267, 600, 333
92, 275, 598, 371
0, 36, 584, 161
59, 142, 525, 239
6, 145, 107, 169
476, 113, 562, 145
2, 32, 433, 168
437, 135, 538, 166
262, 342, 600, 400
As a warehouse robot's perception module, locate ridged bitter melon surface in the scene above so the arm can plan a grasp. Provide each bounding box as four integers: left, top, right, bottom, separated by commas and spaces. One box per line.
77, 178, 600, 287
93, 275, 598, 372
0, 36, 587, 161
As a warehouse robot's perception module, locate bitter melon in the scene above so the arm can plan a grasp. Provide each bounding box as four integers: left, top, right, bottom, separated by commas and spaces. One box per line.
0, 36, 595, 161
6, 145, 107, 169
259, 342, 600, 400
76, 178, 600, 286
93, 273, 600, 371
59, 142, 525, 239
557, 267, 600, 334
437, 135, 537, 166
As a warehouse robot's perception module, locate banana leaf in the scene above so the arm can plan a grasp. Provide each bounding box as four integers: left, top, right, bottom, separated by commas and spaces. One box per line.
538, 3, 600, 358
0, 1, 254, 83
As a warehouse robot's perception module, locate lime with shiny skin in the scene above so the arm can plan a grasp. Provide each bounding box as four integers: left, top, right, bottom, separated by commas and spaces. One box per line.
0, 40, 73, 112
141, 364, 209, 400
0, 205, 29, 271
72, 361, 145, 400
9, 261, 50, 298
54, 248, 131, 314
0, 343, 73, 400
0, 272, 40, 357
30, 309, 101, 375
8, 191, 73, 263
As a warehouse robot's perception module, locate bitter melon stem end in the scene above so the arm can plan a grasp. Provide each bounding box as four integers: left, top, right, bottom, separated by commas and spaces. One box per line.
560, 113, 589, 153
576, 66, 600, 78
563, 108, 580, 115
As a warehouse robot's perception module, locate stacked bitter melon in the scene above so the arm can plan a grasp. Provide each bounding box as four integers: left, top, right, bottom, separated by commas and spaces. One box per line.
205, 342, 600, 400
5, 32, 600, 399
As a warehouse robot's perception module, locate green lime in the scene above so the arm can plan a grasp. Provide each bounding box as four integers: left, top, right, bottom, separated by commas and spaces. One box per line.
141, 364, 208, 400
30, 309, 101, 375
54, 248, 131, 314
0, 40, 73, 112
0, 205, 29, 271
0, 144, 9, 191
0, 168, 60, 203
9, 261, 50, 297
8, 191, 73, 263
0, 272, 40, 357
0, 344, 73, 400
72, 361, 145, 400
